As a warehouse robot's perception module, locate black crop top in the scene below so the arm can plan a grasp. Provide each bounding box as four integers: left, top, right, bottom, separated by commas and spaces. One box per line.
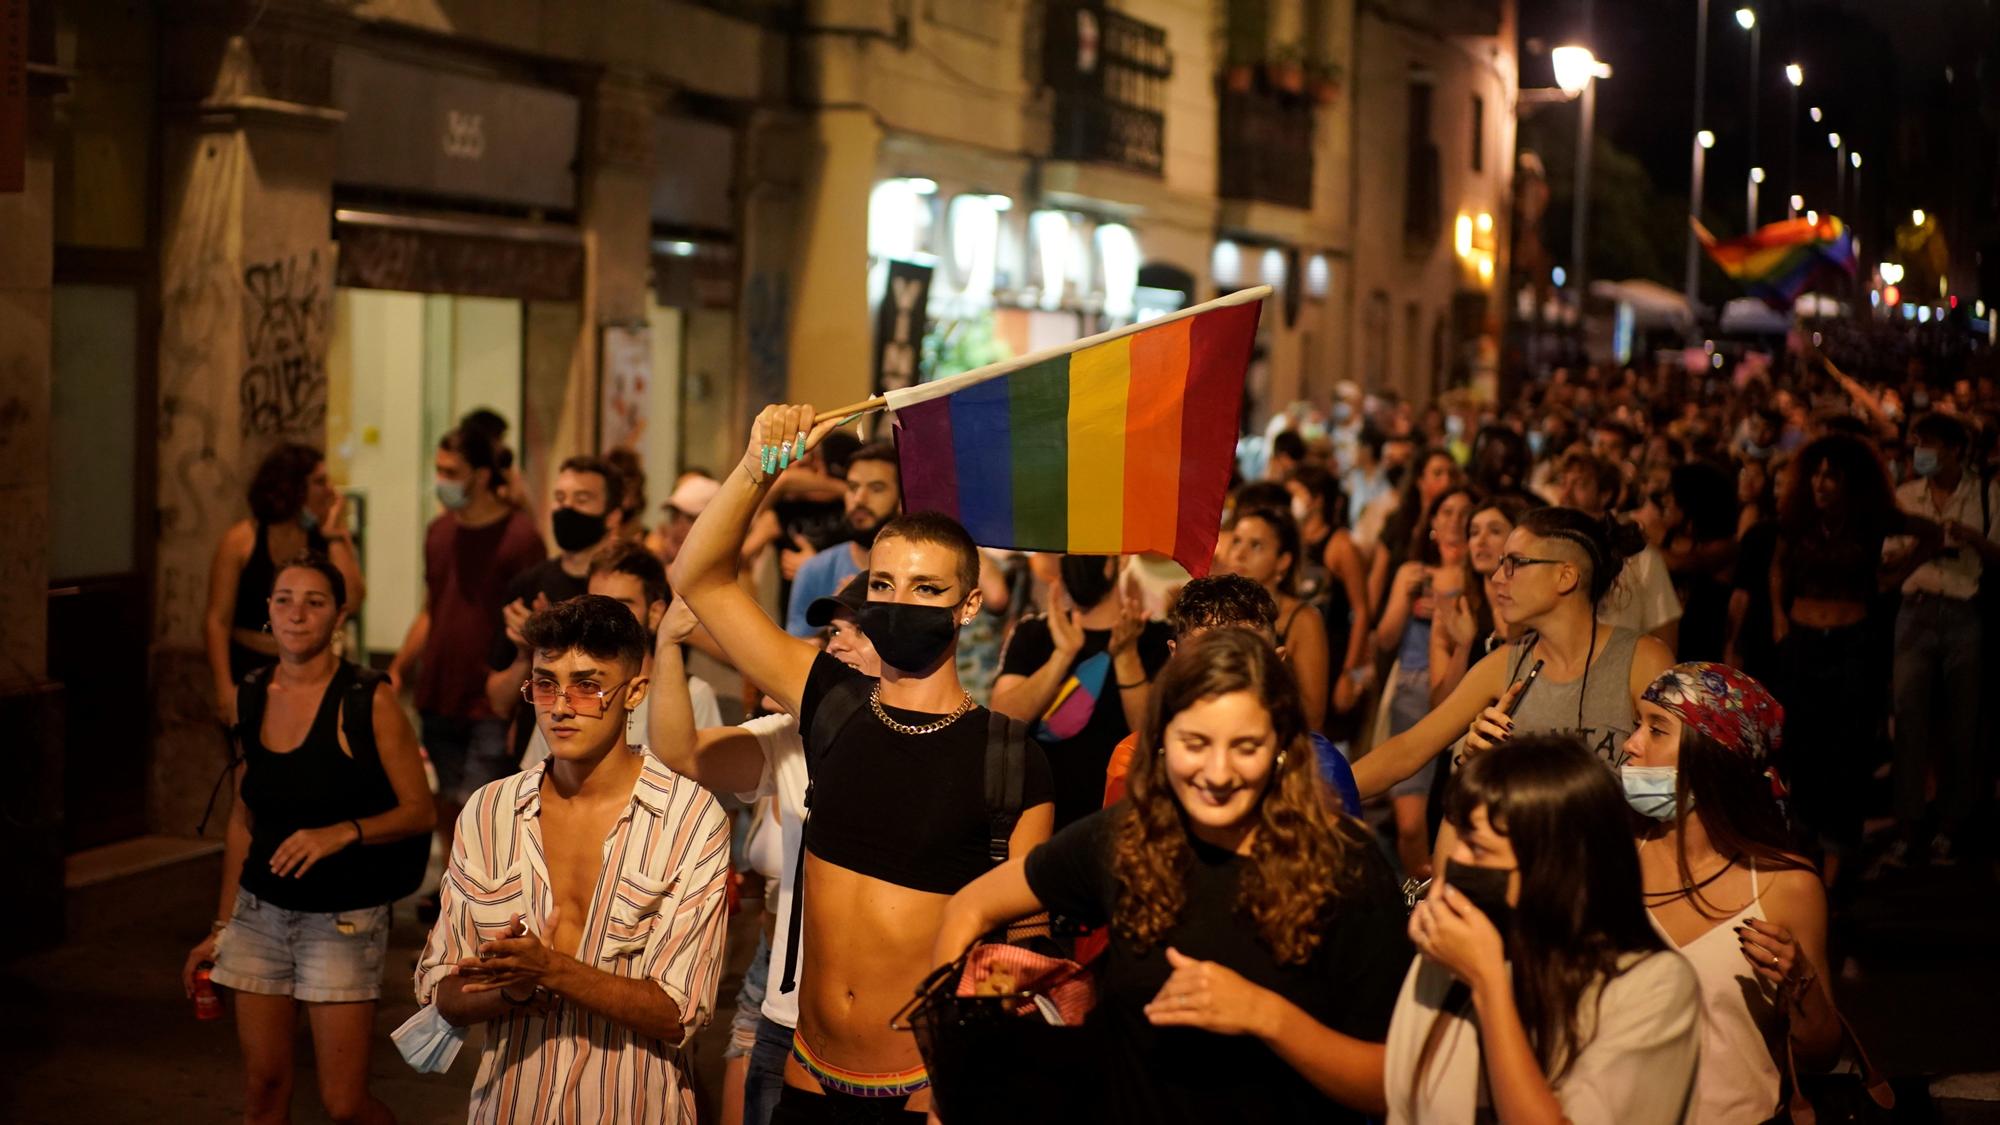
797, 653, 1054, 894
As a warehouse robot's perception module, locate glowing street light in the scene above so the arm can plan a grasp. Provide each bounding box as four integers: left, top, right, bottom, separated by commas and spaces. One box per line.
1790, 194, 1804, 211
1850, 151, 1861, 168
1751, 166, 1766, 183
1736, 7, 1755, 29
1699, 129, 1716, 149
1912, 208, 1926, 227
1810, 106, 1823, 122
1550, 45, 1610, 308
1827, 132, 1841, 149
1551, 45, 1604, 95
1786, 63, 1803, 86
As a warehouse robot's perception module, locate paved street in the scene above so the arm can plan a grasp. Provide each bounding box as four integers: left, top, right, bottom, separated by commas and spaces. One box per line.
2, 851, 1995, 1122
0, 860, 756, 1124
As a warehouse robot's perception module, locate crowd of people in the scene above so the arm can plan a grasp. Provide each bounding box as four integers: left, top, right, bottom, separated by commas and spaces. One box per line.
177, 337, 1997, 1123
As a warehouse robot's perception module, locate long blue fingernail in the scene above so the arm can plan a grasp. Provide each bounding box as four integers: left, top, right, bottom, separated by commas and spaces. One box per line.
778, 446, 791, 470
761, 446, 774, 475
795, 432, 809, 460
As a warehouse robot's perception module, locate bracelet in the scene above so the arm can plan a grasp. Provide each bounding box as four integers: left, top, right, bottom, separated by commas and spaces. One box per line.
1116, 677, 1149, 690
350, 818, 365, 847
210, 919, 230, 936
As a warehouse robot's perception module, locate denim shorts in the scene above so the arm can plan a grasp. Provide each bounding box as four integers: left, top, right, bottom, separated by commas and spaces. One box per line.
420, 714, 513, 804
210, 889, 391, 1003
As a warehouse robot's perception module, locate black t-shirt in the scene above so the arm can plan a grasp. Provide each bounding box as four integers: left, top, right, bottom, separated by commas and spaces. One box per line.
999, 616, 1173, 827
1024, 809, 1412, 1125
799, 652, 1055, 894
486, 557, 589, 672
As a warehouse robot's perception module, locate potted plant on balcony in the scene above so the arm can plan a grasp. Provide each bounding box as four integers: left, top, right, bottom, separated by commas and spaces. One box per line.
1267, 41, 1307, 95
1308, 60, 1343, 106
1217, 1, 1264, 94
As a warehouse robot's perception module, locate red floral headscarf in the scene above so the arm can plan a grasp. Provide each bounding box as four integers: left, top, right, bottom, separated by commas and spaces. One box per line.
1641, 662, 1785, 762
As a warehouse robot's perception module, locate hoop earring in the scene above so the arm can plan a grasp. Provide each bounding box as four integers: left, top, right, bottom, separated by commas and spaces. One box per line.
1275, 750, 1288, 771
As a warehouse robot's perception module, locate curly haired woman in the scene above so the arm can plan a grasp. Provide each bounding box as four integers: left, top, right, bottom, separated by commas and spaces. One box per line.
935, 628, 1411, 1124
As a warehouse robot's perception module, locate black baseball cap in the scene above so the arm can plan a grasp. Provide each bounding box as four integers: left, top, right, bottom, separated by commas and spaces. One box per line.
805, 573, 870, 628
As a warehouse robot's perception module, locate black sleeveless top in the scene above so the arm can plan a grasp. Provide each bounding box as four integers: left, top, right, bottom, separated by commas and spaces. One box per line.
236, 663, 425, 912
229, 521, 330, 680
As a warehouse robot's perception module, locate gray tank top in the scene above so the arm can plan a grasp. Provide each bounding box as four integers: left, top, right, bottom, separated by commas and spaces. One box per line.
1500, 625, 1643, 767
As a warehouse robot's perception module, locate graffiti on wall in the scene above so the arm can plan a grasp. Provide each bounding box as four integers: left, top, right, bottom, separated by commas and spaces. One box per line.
745, 271, 788, 409
239, 248, 334, 438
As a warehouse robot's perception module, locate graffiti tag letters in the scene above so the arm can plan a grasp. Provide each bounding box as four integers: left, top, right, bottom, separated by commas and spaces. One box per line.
239, 249, 333, 438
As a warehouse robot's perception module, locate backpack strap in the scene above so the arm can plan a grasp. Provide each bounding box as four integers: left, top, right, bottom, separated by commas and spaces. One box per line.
984, 710, 1030, 863
341, 664, 386, 770
780, 675, 872, 995
201, 666, 272, 836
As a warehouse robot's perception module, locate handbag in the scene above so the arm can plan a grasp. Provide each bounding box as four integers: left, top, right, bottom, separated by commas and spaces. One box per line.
1777, 1008, 1896, 1124
891, 931, 1101, 1125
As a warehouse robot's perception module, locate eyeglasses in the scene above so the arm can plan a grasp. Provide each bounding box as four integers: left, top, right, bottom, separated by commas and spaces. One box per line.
1496, 554, 1565, 579
520, 678, 631, 718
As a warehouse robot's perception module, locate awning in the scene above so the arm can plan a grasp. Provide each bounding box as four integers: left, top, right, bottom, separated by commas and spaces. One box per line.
1589, 278, 1694, 331
334, 209, 583, 301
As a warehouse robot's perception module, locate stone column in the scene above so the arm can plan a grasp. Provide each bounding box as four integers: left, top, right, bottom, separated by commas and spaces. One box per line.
0, 14, 66, 956
784, 108, 881, 415
152, 10, 342, 835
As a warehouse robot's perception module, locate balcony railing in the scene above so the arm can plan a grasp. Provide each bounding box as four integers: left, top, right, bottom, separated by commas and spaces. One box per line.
1217, 85, 1314, 210
1045, 2, 1171, 176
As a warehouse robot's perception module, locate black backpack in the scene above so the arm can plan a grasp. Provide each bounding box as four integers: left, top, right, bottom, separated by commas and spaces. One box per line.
227, 663, 430, 903
778, 678, 1031, 994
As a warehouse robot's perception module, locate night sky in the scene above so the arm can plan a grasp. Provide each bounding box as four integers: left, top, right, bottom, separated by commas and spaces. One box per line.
1516, 0, 1999, 290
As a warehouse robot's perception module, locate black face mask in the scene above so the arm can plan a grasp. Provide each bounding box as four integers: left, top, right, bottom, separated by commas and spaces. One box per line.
551, 506, 608, 553
855, 601, 961, 674
1444, 862, 1515, 943
1060, 555, 1117, 610
847, 516, 884, 549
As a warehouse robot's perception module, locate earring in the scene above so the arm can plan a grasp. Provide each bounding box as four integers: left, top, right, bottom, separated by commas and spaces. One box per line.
1275, 750, 1288, 771
262, 620, 271, 633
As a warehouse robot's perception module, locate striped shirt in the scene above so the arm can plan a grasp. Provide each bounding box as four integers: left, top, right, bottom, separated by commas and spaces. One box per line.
414, 754, 729, 1124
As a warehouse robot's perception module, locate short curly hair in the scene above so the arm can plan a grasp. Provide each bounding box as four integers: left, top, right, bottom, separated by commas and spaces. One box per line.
521, 594, 649, 673
1165, 575, 1278, 640
247, 443, 323, 524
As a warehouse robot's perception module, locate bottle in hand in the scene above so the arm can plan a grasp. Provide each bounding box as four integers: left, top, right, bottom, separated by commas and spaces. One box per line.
192, 962, 222, 1021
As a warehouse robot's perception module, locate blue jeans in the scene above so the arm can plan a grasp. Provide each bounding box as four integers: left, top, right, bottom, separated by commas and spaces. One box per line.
746, 1014, 793, 1125
1893, 595, 1983, 840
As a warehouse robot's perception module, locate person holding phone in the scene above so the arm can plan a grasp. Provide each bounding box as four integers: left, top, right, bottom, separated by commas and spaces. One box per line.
1352, 507, 1675, 802
1386, 735, 1699, 1124
1625, 663, 1841, 1121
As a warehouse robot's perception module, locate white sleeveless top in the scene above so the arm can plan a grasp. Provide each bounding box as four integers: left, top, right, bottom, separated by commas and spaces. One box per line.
1648, 863, 1784, 1124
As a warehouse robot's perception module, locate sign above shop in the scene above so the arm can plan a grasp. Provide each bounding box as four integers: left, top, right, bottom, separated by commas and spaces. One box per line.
873, 260, 934, 394
333, 46, 579, 211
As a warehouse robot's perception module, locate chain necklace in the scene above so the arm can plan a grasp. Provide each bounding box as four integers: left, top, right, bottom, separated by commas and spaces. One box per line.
869, 683, 975, 736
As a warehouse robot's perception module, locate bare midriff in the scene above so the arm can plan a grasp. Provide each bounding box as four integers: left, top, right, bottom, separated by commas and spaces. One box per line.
1787, 596, 1868, 630
782, 852, 948, 1112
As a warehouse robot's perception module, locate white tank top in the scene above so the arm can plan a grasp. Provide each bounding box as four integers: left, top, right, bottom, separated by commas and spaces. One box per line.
1649, 863, 1784, 1124
744, 798, 783, 883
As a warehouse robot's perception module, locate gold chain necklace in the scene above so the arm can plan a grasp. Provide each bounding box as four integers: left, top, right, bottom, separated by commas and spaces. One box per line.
869, 683, 975, 736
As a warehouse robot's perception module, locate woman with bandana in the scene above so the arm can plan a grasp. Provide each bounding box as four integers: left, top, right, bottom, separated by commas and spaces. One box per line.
1622, 663, 1842, 1122
1387, 735, 1698, 1124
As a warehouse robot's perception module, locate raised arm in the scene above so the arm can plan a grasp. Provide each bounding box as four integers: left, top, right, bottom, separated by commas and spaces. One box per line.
648, 597, 768, 795
668, 404, 844, 716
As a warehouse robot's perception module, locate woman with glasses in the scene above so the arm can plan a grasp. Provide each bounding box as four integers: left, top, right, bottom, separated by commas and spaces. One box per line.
183, 552, 432, 1125
1429, 495, 1536, 707
1352, 507, 1675, 807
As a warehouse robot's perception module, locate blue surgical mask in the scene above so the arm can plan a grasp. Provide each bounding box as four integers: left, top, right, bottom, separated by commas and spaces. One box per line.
1619, 765, 1682, 821
1912, 447, 1942, 479
1527, 430, 1547, 458
297, 507, 320, 532
1333, 402, 1355, 424
435, 477, 471, 511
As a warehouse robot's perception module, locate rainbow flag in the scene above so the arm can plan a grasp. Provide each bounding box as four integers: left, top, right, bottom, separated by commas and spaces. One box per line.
1697, 215, 1857, 310
887, 288, 1265, 577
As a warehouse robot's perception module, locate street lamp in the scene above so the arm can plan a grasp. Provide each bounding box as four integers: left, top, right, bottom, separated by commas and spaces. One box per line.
1829, 132, 1844, 216
1551, 45, 1610, 307
1810, 105, 1823, 122
1748, 166, 1765, 231
1737, 9, 1760, 177
1685, 0, 1713, 318
1913, 208, 1927, 227
1688, 129, 1715, 308
1790, 193, 1805, 212
1785, 63, 1803, 215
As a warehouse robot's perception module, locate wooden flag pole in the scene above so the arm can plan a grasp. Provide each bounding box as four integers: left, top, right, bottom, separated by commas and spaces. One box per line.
813, 285, 1273, 425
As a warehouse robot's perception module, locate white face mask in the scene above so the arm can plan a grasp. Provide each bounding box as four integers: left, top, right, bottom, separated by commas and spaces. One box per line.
1291, 496, 1312, 525
1619, 765, 1682, 820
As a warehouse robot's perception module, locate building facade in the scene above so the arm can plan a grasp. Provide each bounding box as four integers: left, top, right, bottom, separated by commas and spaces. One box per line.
3, 0, 1513, 943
